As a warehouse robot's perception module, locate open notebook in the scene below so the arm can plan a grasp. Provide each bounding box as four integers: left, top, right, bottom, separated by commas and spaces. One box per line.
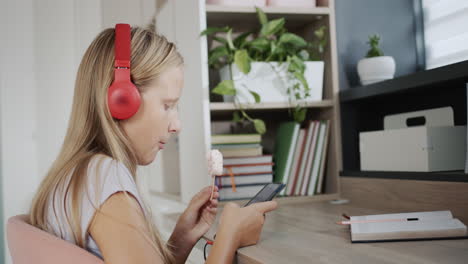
348, 211, 468, 243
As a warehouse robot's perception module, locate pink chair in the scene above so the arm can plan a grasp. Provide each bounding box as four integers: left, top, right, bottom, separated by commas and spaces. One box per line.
7, 215, 104, 264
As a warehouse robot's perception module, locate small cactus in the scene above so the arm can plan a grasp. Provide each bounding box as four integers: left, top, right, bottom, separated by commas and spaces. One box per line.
366, 34, 384, 58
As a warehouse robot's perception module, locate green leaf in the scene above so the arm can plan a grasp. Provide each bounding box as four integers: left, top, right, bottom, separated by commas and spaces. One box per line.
212, 80, 236, 95
288, 55, 305, 73
200, 26, 230, 36
226, 29, 235, 50
298, 49, 310, 60
234, 49, 251, 74
293, 107, 307, 123
293, 71, 309, 91
233, 111, 242, 122
212, 36, 227, 44
208, 46, 229, 66
274, 45, 285, 56
314, 26, 326, 39
260, 18, 285, 37
279, 33, 307, 48
256, 7, 268, 25
249, 90, 261, 103
249, 37, 270, 52
233, 31, 253, 49
253, 119, 266, 135
270, 41, 277, 54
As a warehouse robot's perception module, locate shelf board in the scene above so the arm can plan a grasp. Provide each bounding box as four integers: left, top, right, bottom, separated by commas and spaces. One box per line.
218, 193, 340, 206
206, 4, 331, 15
210, 100, 334, 111
340, 170, 468, 182
206, 4, 329, 29
340, 60, 468, 103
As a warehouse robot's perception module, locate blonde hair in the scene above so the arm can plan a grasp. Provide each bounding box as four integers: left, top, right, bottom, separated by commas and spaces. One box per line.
29, 19, 183, 263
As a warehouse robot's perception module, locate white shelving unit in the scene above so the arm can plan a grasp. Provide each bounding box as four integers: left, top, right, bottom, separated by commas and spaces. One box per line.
205, 4, 331, 14
155, 0, 343, 205
210, 100, 334, 111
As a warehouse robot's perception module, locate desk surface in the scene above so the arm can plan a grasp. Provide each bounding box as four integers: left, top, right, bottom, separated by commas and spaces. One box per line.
194, 200, 468, 264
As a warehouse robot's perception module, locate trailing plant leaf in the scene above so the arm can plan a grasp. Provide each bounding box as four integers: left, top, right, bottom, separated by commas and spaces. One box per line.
200, 26, 230, 36
208, 46, 229, 67
298, 49, 310, 60
232, 111, 243, 122
234, 31, 253, 49
273, 44, 285, 56
260, 18, 285, 37
267, 42, 277, 61
293, 71, 310, 91
253, 119, 266, 134
279, 33, 307, 48
212, 80, 236, 95
249, 90, 261, 103
226, 29, 235, 50
249, 37, 270, 52
293, 107, 307, 123
256, 7, 268, 25
314, 26, 326, 40
234, 49, 251, 74
309, 25, 327, 60
287, 55, 305, 73
213, 36, 227, 44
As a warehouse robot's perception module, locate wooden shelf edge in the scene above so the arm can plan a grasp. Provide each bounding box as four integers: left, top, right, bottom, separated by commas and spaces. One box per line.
218, 193, 340, 207
339, 60, 468, 103
340, 170, 468, 183
210, 100, 334, 111
205, 4, 330, 15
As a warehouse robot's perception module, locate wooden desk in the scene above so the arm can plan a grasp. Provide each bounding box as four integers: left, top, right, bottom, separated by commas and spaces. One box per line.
194, 200, 468, 264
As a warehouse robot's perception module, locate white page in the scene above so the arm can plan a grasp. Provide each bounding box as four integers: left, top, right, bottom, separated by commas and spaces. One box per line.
352, 219, 466, 235
350, 210, 453, 222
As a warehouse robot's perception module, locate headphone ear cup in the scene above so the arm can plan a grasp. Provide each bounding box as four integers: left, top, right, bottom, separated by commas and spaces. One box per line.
108, 80, 141, 119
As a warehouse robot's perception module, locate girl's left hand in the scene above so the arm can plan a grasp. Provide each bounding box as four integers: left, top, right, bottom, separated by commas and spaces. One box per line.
172, 185, 219, 245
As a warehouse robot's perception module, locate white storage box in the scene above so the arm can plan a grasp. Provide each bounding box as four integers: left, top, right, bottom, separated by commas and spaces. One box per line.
359, 107, 466, 172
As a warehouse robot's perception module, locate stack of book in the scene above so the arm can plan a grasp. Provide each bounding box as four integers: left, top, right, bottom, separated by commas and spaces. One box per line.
273, 120, 331, 196
212, 133, 263, 158
211, 129, 273, 201
215, 155, 274, 201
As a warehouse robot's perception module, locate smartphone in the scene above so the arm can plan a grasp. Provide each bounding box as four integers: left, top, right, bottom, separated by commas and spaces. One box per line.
243, 183, 285, 207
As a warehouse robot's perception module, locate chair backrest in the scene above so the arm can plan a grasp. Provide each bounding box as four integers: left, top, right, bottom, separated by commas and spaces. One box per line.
7, 215, 104, 264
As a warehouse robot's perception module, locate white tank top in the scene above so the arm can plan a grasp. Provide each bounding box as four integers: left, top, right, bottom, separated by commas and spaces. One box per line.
45, 154, 146, 259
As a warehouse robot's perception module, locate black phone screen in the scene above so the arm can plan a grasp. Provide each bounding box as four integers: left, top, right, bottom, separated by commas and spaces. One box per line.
244, 183, 285, 207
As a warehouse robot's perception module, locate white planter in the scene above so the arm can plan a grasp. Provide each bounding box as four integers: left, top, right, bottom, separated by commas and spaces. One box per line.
357, 56, 396, 85
268, 0, 316, 8
219, 61, 324, 104
206, 0, 267, 6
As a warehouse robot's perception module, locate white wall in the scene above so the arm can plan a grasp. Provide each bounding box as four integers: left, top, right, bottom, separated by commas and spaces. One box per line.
1, 1, 39, 263
0, 0, 161, 263
172, 0, 212, 203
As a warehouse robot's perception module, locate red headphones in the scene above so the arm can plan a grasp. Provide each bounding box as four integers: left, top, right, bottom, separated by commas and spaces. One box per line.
107, 23, 141, 120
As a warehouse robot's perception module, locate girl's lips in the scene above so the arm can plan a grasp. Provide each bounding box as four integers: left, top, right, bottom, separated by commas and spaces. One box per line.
159, 142, 165, 149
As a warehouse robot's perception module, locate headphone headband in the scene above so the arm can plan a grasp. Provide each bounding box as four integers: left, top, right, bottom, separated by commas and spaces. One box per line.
114, 24, 131, 68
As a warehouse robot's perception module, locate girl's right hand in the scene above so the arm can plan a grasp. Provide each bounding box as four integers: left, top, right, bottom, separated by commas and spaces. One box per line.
218, 201, 278, 248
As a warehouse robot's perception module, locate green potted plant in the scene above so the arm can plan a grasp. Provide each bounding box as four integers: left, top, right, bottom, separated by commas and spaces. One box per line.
357, 34, 396, 85
200, 7, 326, 134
